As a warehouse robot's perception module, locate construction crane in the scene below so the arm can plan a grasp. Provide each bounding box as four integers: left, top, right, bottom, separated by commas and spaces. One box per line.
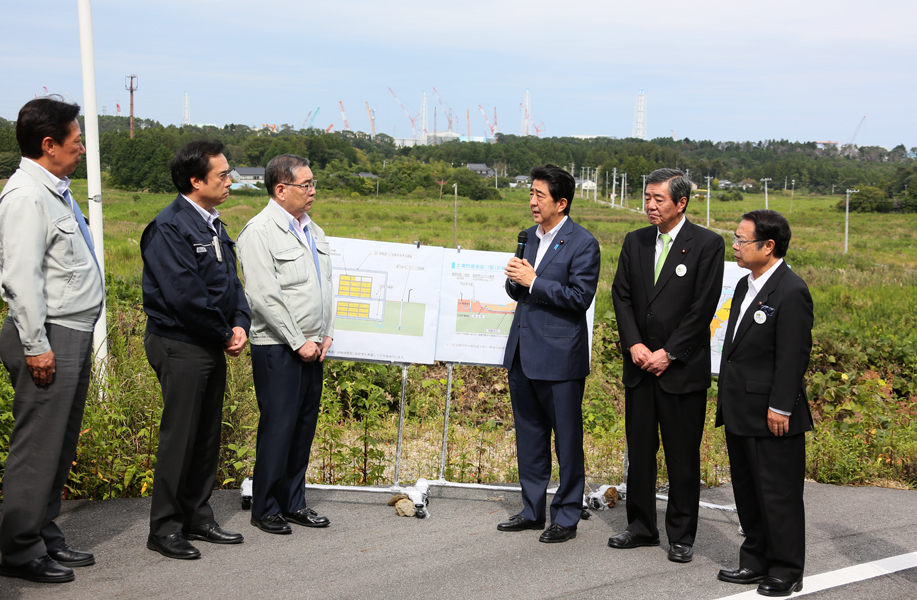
533, 121, 545, 137
261, 123, 277, 132
325, 124, 334, 133
388, 87, 418, 139
671, 129, 678, 141
478, 105, 496, 138
365, 102, 376, 138
302, 107, 320, 130
846, 116, 866, 146
116, 103, 121, 116
338, 101, 350, 131
432, 87, 455, 133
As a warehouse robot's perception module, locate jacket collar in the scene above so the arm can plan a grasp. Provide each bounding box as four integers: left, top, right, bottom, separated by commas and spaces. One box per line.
645, 217, 695, 303
726, 261, 790, 353
16, 158, 66, 201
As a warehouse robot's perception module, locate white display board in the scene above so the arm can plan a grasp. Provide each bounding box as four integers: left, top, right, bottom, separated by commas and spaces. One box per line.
710, 261, 751, 375
326, 237, 443, 364
434, 249, 516, 365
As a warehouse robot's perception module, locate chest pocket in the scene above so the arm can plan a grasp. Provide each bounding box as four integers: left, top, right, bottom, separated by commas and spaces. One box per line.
272, 245, 308, 287
51, 215, 88, 266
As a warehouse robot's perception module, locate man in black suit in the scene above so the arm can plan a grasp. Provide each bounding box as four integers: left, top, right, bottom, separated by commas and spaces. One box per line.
609, 168, 724, 562
715, 210, 813, 597
498, 164, 601, 544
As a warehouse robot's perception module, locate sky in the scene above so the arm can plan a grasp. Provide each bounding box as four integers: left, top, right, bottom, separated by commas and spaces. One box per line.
1, 0, 914, 149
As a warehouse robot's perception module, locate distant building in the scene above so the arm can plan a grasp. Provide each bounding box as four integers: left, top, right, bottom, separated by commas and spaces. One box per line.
230, 167, 265, 184
357, 172, 378, 179
467, 163, 495, 177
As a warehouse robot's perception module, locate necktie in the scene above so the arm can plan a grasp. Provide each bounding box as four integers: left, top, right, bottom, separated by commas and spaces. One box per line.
654, 233, 671, 284
303, 225, 321, 286
64, 189, 98, 265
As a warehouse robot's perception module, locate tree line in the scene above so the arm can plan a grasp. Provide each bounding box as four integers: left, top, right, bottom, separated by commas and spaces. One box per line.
1, 115, 914, 210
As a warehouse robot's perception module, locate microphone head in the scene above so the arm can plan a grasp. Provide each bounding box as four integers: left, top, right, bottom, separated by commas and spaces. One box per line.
517, 230, 528, 243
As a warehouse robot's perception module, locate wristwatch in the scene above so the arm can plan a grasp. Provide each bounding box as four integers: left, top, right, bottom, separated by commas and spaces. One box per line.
666, 351, 677, 361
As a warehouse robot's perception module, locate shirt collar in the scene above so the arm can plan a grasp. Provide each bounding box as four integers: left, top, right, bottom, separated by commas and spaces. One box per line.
536, 215, 567, 241
657, 214, 686, 241
269, 198, 312, 231
748, 258, 784, 294
181, 194, 220, 228
24, 157, 70, 197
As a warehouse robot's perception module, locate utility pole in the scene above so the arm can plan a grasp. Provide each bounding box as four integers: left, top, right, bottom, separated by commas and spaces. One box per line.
844, 189, 859, 253
453, 183, 458, 248
125, 74, 138, 139
790, 179, 796, 214
642, 174, 647, 212
705, 175, 712, 228
611, 168, 618, 207
761, 178, 772, 209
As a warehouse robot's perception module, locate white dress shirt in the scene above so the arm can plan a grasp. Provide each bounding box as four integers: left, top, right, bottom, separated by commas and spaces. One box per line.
530, 215, 567, 291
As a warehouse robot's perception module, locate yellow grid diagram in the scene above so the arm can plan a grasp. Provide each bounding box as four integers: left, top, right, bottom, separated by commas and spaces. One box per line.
337, 301, 370, 318
339, 274, 372, 298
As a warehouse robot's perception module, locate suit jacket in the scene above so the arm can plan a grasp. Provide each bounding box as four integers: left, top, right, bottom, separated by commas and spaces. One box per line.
715, 261, 814, 437
611, 218, 725, 394
237, 203, 334, 349
502, 218, 601, 381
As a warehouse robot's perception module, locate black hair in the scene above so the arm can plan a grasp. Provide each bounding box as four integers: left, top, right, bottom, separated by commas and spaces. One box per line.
742, 209, 792, 258
15, 96, 81, 159
529, 164, 574, 215
170, 139, 225, 194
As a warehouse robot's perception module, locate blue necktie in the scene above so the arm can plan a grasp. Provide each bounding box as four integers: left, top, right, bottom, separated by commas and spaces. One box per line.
295, 223, 321, 287
64, 189, 98, 265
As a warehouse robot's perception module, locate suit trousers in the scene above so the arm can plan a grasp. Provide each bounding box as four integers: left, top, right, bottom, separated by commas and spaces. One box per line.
508, 351, 586, 528
624, 375, 707, 545
0, 321, 93, 565
250, 344, 323, 520
726, 430, 806, 582
144, 334, 224, 536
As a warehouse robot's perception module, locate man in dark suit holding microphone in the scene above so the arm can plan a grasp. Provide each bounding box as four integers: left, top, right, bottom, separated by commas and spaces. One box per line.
610, 168, 724, 562
498, 164, 601, 544
715, 210, 813, 596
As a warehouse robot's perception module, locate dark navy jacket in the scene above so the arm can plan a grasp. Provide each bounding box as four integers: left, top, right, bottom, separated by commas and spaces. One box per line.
141, 195, 251, 347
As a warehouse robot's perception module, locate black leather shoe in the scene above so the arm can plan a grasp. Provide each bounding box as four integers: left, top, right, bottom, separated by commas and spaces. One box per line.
539, 523, 577, 543
497, 514, 545, 532
717, 567, 767, 584
47, 542, 95, 567
146, 533, 201, 560
757, 576, 803, 596
668, 542, 694, 563
251, 514, 292, 535
0, 555, 74, 583
283, 507, 330, 528
607, 530, 660, 549
183, 522, 244, 544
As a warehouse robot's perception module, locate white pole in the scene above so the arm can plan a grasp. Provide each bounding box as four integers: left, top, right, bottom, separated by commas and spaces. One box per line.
453, 183, 458, 249
611, 168, 617, 207
77, 0, 109, 372
844, 189, 859, 254
705, 175, 712, 228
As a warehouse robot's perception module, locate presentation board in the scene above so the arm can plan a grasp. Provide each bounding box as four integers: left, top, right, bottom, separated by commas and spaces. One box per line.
434, 248, 516, 365
325, 237, 443, 364
710, 261, 751, 375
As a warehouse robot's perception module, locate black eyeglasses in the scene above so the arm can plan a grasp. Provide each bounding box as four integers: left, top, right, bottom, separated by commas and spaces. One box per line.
281, 180, 317, 191
732, 236, 763, 246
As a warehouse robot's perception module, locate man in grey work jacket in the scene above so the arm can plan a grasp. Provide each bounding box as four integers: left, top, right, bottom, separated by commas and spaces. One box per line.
237, 154, 333, 535
141, 139, 250, 559
0, 97, 104, 583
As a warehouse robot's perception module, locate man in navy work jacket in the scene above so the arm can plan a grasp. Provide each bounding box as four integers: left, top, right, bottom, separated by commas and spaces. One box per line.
715, 210, 813, 597
141, 139, 251, 560
610, 168, 724, 563
499, 164, 601, 544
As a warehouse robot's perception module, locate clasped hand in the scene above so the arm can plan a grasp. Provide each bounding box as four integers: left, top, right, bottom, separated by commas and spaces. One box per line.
505, 257, 535, 288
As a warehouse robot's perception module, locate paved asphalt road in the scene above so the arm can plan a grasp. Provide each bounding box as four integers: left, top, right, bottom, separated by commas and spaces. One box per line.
0, 482, 914, 599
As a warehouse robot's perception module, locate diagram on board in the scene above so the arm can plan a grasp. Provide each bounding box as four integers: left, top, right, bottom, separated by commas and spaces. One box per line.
710, 261, 751, 375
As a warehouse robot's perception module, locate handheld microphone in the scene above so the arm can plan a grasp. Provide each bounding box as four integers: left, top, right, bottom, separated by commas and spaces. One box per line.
514, 231, 528, 259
